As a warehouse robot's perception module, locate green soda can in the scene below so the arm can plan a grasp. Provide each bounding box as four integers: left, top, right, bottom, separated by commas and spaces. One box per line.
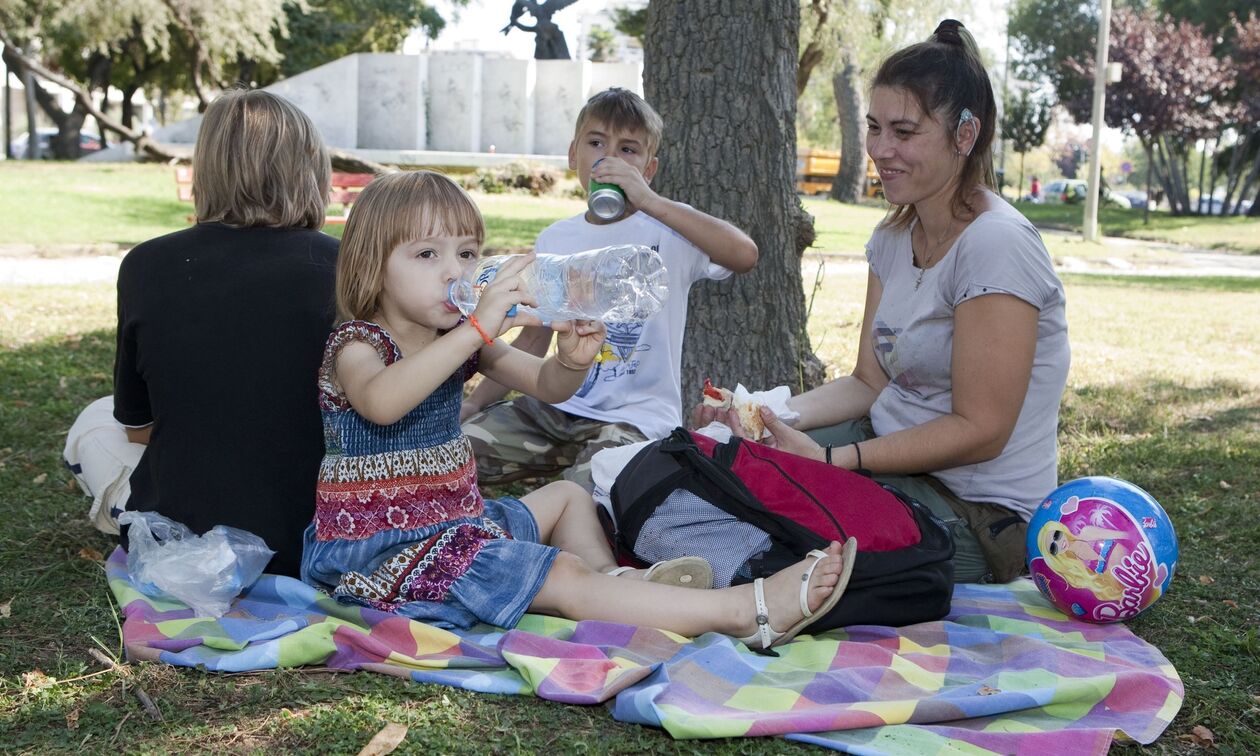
588, 158, 626, 220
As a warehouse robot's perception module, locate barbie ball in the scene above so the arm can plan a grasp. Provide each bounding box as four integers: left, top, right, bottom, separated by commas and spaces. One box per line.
1026, 477, 1178, 623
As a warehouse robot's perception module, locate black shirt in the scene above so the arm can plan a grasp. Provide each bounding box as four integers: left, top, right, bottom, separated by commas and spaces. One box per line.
114, 222, 338, 577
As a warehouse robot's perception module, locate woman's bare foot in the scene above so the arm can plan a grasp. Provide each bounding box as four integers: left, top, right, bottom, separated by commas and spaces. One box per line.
733, 540, 850, 642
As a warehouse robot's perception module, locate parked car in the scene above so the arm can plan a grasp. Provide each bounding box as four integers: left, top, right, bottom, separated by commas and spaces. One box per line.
8, 128, 105, 159
1201, 196, 1253, 216
1042, 179, 1131, 208
1116, 190, 1150, 211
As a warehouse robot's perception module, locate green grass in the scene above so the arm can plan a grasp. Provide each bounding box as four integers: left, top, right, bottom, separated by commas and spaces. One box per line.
3, 265, 1259, 751
0, 162, 583, 252
2, 165, 1259, 750
1016, 201, 1260, 255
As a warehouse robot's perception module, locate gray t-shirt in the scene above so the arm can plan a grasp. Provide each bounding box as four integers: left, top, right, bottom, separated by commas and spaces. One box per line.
864, 196, 1069, 519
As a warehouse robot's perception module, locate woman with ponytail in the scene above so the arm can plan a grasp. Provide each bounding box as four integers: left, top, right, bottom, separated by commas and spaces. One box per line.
698, 21, 1070, 584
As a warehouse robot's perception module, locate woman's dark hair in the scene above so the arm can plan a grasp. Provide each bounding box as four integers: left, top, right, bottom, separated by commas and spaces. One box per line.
873, 19, 997, 228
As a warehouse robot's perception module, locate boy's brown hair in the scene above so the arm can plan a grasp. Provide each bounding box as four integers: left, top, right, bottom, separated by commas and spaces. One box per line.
193, 89, 330, 230
335, 170, 486, 322
573, 88, 664, 159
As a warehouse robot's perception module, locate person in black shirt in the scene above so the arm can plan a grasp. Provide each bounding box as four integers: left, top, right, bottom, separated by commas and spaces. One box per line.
71, 90, 339, 577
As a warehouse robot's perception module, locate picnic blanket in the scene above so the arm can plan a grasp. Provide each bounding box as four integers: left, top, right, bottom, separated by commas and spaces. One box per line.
105, 547, 1182, 753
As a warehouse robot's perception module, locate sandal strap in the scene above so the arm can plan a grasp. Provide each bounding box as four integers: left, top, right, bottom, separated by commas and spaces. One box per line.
751, 577, 775, 650
606, 566, 635, 577
798, 549, 831, 618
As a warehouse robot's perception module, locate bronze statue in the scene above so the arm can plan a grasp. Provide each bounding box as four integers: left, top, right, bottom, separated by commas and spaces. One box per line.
501, 0, 581, 60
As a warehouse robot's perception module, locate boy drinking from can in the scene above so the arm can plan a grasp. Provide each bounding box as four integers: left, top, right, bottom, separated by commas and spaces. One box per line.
461, 87, 758, 492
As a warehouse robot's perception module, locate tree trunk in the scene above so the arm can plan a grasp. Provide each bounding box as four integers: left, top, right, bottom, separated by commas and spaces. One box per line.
1018, 152, 1026, 198
1206, 137, 1219, 216
644, 0, 824, 403
121, 85, 138, 130
1219, 132, 1249, 213
829, 46, 865, 204
22, 70, 38, 159
1237, 147, 1260, 217
797, 0, 833, 96
1196, 139, 1208, 215
1143, 142, 1153, 224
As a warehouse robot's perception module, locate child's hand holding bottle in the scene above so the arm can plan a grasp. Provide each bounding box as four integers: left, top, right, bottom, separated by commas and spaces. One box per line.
553, 319, 606, 371
468, 253, 543, 338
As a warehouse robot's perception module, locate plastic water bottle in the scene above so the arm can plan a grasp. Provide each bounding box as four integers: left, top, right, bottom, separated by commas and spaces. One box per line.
448, 245, 669, 322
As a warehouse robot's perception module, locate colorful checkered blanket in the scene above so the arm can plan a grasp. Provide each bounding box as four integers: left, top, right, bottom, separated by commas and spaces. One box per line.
105, 548, 1181, 753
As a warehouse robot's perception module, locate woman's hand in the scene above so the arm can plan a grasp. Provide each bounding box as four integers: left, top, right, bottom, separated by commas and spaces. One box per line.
754, 407, 825, 461
471, 253, 542, 337
552, 319, 606, 367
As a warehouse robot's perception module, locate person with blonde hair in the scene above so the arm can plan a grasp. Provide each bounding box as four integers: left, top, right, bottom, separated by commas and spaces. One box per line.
64, 89, 338, 577
300, 170, 855, 649
1035, 520, 1137, 603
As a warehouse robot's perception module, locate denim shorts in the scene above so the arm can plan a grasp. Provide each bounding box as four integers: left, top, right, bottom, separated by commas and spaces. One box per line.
301, 496, 560, 629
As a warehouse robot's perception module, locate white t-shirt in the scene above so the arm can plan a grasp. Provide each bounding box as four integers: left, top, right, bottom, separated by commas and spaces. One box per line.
535, 210, 732, 438
865, 195, 1070, 519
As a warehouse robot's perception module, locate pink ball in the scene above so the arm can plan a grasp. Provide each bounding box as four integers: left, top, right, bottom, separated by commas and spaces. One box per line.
1027, 477, 1178, 623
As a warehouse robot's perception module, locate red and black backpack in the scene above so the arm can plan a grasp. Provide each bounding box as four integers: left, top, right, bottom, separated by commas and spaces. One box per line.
610, 428, 955, 630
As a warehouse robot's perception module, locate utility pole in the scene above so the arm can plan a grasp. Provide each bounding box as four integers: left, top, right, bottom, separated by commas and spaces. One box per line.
1083, 0, 1113, 242
999, 16, 1011, 195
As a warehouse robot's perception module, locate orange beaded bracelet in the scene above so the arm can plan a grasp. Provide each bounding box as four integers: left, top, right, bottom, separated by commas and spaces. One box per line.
467, 314, 494, 345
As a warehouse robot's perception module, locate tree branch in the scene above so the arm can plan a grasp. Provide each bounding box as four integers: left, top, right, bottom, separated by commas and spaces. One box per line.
0, 30, 181, 162
796, 0, 834, 95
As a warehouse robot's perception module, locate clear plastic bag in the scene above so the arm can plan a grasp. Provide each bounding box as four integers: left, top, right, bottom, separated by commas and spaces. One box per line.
118, 511, 275, 617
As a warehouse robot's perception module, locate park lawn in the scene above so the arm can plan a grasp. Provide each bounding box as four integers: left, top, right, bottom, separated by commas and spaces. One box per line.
1016, 201, 1260, 255
0, 162, 581, 251
2, 264, 1258, 751
6, 161, 1256, 266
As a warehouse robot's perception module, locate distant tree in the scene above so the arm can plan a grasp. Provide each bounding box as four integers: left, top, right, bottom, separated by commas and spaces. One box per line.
1158, 0, 1256, 42
610, 4, 646, 43
0, 0, 290, 157
0, 0, 465, 158
1002, 88, 1053, 195
586, 25, 617, 62
1064, 7, 1237, 215
1008, 0, 1095, 111
263, 0, 456, 84
1218, 13, 1260, 216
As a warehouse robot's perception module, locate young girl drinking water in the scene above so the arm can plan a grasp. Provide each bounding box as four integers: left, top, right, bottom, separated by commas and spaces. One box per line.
300, 171, 857, 649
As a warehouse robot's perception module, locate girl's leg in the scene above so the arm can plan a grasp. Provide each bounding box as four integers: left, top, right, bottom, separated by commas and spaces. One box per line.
529, 540, 850, 640
520, 481, 618, 574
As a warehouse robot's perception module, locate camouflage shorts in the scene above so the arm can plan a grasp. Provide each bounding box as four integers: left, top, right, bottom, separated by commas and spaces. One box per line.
462, 396, 647, 492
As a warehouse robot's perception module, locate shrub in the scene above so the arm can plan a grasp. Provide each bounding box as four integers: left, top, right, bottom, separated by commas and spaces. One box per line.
461, 162, 560, 196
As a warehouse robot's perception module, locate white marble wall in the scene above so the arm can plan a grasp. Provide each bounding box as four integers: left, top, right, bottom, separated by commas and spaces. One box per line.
588, 62, 643, 99
266, 55, 359, 149
133, 53, 641, 159
427, 54, 483, 153
533, 60, 591, 156
480, 58, 536, 155
357, 54, 427, 150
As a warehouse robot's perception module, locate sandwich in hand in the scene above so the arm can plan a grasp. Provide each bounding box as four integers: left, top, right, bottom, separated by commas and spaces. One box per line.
702, 379, 766, 439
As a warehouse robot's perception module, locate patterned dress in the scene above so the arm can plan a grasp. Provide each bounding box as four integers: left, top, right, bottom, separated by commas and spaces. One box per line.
300, 321, 559, 629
